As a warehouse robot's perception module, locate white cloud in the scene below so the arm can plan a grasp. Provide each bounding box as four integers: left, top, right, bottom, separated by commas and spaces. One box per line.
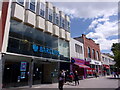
52, 2, 118, 19
52, 2, 118, 53
96, 21, 118, 37
88, 19, 99, 29
87, 21, 118, 38
87, 20, 118, 51
95, 38, 118, 51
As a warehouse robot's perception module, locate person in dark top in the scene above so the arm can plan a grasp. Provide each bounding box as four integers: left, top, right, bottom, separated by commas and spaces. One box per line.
74, 71, 79, 86
58, 70, 65, 90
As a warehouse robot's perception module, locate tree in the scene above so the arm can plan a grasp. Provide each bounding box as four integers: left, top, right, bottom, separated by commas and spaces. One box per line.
111, 43, 120, 68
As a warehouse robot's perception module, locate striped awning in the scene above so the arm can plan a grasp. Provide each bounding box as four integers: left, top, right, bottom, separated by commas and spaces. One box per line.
74, 63, 90, 68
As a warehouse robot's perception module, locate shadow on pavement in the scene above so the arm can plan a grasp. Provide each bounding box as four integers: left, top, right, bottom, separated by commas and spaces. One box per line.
107, 77, 120, 79
115, 87, 120, 90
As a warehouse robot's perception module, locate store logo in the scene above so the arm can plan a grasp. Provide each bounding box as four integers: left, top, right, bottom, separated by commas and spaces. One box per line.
32, 44, 60, 56
32, 44, 39, 52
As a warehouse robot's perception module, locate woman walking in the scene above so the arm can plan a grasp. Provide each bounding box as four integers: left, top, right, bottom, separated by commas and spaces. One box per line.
74, 71, 79, 86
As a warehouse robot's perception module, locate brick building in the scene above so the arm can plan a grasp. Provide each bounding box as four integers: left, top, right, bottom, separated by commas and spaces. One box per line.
74, 34, 102, 77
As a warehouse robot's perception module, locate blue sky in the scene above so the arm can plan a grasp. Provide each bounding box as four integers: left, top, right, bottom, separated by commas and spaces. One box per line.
51, 2, 118, 54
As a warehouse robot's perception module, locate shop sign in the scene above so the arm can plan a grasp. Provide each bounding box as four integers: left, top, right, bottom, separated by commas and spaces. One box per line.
95, 62, 99, 65
32, 44, 60, 56
71, 59, 75, 63
90, 59, 102, 65
21, 72, 26, 79
71, 57, 85, 64
20, 62, 27, 71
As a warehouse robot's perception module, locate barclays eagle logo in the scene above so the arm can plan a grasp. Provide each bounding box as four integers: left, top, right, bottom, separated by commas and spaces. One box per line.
32, 44, 38, 52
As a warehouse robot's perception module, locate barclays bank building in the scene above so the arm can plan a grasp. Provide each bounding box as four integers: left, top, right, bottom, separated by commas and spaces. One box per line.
0, 0, 70, 88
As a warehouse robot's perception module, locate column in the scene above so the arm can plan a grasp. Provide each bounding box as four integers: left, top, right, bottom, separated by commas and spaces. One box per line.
28, 58, 34, 88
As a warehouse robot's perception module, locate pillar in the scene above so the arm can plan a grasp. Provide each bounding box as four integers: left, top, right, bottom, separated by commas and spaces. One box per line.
28, 58, 34, 88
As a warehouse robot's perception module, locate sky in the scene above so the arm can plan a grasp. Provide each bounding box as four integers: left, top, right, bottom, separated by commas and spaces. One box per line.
49, 1, 119, 55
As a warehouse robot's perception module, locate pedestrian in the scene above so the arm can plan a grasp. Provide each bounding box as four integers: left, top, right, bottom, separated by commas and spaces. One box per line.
65, 70, 69, 83
69, 71, 74, 83
94, 71, 98, 78
74, 71, 79, 86
112, 71, 116, 78
116, 72, 119, 78
58, 70, 65, 90
113, 72, 116, 78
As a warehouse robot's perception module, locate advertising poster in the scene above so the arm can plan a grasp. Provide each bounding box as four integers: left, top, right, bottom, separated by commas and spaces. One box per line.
20, 62, 27, 71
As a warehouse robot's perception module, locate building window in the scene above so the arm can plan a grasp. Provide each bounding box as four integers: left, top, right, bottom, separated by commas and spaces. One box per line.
75, 44, 82, 54
39, 2, 45, 18
29, 0, 36, 12
17, 0, 24, 5
102, 56, 104, 61
96, 51, 99, 60
65, 20, 70, 31
92, 49, 95, 59
67, 21, 70, 31
47, 8, 53, 22
60, 17, 65, 29
88, 47, 91, 58
53, 13, 59, 26
62, 18, 65, 29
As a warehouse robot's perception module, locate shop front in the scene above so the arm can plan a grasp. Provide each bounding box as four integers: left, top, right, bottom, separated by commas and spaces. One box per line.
103, 64, 110, 76
89, 59, 102, 76
2, 20, 70, 88
2, 53, 61, 88
71, 57, 90, 79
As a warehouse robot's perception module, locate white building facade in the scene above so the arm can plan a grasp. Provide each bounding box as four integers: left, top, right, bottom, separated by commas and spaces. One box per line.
101, 53, 115, 76
70, 38, 84, 60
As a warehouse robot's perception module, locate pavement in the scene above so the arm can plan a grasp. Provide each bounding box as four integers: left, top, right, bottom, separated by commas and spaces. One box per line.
31, 75, 119, 88
3, 75, 120, 90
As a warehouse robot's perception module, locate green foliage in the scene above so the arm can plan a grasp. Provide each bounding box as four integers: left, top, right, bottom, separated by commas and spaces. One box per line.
111, 43, 120, 68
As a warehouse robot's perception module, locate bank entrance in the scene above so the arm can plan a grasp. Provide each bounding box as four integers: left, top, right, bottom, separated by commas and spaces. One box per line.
2, 54, 59, 88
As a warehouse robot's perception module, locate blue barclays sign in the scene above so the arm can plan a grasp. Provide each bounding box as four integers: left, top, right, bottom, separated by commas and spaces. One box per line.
32, 44, 60, 56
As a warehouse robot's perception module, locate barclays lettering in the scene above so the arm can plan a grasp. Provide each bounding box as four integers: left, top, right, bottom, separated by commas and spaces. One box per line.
32, 44, 60, 56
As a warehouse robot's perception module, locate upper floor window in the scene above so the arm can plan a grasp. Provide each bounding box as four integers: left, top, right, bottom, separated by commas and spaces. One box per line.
67, 21, 70, 31
62, 18, 65, 29
60, 17, 65, 29
47, 8, 53, 22
29, 0, 36, 12
92, 49, 95, 59
65, 20, 70, 31
54, 13, 59, 26
17, 0, 24, 5
102, 56, 104, 61
88, 47, 91, 58
39, 2, 45, 18
96, 51, 99, 60
75, 44, 83, 54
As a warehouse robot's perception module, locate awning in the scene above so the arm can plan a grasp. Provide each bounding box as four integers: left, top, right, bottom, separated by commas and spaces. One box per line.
74, 63, 90, 68
103, 65, 110, 69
